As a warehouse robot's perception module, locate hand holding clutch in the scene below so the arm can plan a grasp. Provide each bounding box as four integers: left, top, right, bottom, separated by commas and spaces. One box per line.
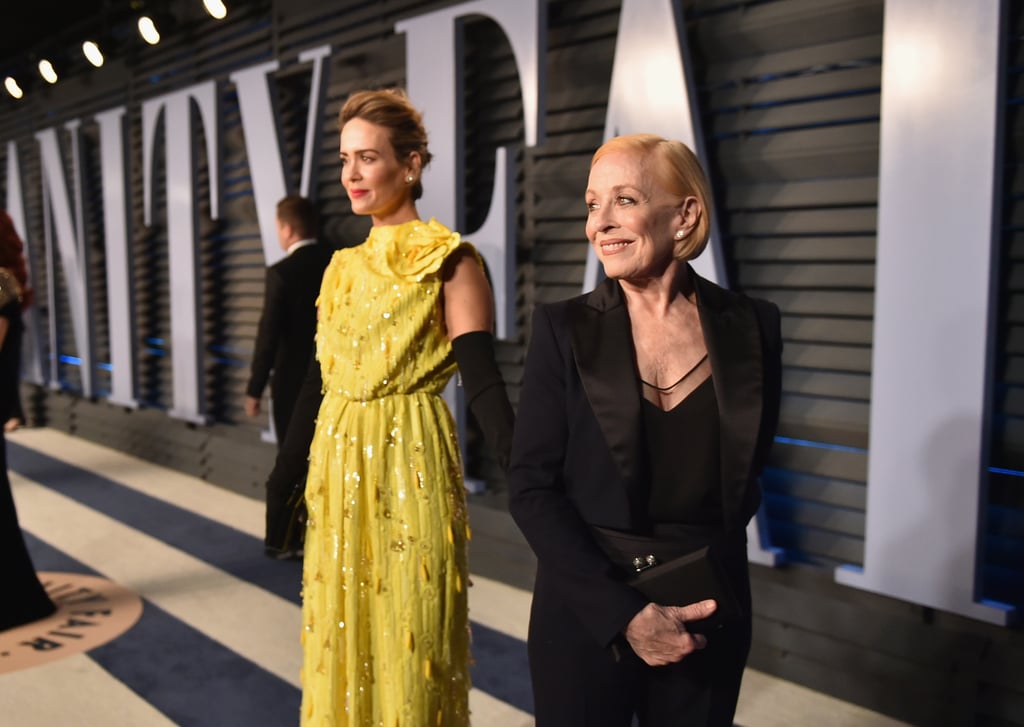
626, 545, 740, 634
591, 527, 741, 635
624, 600, 715, 666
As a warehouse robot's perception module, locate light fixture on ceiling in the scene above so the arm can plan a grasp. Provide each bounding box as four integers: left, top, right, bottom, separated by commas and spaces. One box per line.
138, 16, 161, 45
38, 59, 58, 84
82, 41, 105, 68
202, 0, 228, 20
4, 77, 24, 99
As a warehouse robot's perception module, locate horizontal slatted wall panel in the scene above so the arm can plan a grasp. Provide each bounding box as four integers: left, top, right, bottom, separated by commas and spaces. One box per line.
81, 124, 110, 399
529, 0, 618, 309
689, 0, 882, 569
134, 113, 171, 415
992, 0, 1024, 607
5, 138, 48, 408
988, 9, 1024, 718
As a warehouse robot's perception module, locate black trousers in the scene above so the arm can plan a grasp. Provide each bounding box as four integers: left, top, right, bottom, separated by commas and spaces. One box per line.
264, 360, 322, 552
264, 386, 301, 552
527, 559, 751, 727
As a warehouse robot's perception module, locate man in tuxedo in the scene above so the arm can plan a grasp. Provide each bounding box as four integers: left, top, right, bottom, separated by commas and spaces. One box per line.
245, 195, 333, 558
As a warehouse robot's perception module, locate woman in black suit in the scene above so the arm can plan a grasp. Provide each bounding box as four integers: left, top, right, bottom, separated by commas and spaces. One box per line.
508, 134, 782, 726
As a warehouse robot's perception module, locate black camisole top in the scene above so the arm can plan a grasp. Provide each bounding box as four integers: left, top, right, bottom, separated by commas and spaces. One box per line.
642, 376, 722, 527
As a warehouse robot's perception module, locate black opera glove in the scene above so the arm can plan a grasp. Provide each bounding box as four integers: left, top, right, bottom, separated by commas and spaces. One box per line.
451, 331, 515, 472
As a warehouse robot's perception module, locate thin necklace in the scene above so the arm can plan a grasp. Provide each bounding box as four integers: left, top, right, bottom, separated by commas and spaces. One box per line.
640, 353, 708, 392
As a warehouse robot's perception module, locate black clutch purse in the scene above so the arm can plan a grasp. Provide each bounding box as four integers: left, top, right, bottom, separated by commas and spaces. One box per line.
592, 527, 740, 635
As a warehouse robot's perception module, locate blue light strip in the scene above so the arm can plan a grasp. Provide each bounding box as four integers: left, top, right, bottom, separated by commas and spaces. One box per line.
775, 439, 1023, 477
988, 466, 1024, 478
773, 435, 867, 454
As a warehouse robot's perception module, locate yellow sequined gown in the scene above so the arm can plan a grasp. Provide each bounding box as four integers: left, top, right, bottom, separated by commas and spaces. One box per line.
301, 218, 472, 726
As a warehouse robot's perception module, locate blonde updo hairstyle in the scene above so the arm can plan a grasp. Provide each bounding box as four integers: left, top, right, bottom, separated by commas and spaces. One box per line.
339, 88, 433, 202
591, 133, 712, 261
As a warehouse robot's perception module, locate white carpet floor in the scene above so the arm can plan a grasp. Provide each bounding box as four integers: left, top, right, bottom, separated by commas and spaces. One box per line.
2, 427, 908, 727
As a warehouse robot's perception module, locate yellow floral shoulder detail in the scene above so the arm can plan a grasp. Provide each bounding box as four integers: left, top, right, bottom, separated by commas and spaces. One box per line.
378, 217, 463, 282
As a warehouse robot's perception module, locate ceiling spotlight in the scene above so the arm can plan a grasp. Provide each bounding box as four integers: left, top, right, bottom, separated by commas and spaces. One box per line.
83, 40, 105, 68
203, 0, 227, 20
38, 59, 58, 84
138, 16, 161, 45
4, 77, 24, 99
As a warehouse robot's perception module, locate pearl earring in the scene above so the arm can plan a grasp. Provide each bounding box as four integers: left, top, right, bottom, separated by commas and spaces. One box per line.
674, 229, 685, 240
406, 175, 415, 184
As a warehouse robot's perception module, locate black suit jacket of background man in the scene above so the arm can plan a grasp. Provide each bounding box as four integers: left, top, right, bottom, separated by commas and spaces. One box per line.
246, 242, 334, 442
508, 269, 782, 655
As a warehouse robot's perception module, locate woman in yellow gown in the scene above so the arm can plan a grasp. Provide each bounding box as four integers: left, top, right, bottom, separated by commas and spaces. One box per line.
293, 89, 513, 726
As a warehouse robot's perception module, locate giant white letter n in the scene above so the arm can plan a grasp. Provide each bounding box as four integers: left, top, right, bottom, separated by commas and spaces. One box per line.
141, 81, 220, 424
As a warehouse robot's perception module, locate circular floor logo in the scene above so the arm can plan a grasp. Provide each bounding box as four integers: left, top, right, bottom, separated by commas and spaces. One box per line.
0, 572, 143, 674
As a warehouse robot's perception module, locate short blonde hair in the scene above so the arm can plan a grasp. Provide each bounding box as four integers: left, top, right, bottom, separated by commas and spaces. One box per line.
591, 133, 712, 261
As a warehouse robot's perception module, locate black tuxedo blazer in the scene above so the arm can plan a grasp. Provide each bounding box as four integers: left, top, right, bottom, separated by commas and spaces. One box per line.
507, 270, 782, 648
246, 242, 334, 438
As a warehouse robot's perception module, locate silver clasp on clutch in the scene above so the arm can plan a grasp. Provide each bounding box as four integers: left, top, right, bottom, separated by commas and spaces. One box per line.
632, 554, 658, 573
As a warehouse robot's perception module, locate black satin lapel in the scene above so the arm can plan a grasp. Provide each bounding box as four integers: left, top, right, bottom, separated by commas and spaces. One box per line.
697, 277, 764, 529
567, 281, 644, 485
